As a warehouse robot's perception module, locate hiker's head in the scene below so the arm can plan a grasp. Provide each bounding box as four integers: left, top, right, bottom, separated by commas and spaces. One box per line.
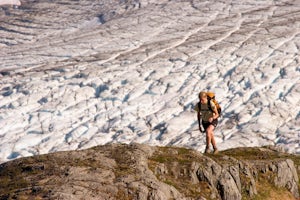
199, 91, 208, 104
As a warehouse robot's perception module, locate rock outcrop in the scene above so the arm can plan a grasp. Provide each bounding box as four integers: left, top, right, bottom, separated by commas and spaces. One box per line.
1, 0, 300, 165
0, 144, 299, 200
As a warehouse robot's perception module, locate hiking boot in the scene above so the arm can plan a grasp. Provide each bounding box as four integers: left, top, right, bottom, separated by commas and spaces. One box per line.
213, 148, 219, 154
204, 147, 211, 154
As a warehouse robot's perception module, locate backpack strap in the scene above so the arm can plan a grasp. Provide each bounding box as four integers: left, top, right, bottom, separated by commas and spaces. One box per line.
198, 101, 213, 112
208, 100, 214, 112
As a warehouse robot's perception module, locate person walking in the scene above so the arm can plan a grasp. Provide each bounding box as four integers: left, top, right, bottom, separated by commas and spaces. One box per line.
195, 91, 220, 154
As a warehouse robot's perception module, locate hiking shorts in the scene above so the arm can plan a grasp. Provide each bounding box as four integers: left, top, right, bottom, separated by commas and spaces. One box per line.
202, 119, 218, 130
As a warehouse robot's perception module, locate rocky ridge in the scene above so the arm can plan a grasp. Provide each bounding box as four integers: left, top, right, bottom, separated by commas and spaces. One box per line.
0, 143, 299, 200
0, 0, 300, 164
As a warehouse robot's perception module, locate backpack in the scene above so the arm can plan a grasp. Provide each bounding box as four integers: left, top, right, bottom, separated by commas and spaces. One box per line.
198, 91, 222, 115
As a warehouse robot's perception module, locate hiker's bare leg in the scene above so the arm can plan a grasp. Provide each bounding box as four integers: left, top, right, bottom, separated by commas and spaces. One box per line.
209, 125, 217, 148
206, 132, 211, 149
205, 126, 212, 152
207, 125, 218, 153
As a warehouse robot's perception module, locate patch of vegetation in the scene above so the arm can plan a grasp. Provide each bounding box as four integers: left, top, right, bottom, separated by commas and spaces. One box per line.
148, 146, 211, 199
221, 147, 300, 165
0, 156, 54, 199
250, 171, 295, 200
0, 161, 30, 195
149, 146, 300, 200
222, 147, 300, 193
150, 146, 203, 164
0, 151, 99, 198
114, 188, 134, 200
108, 144, 137, 178
1, 145, 299, 200
221, 147, 280, 160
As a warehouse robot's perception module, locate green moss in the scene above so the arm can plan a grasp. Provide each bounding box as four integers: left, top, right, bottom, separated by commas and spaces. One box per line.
0, 154, 70, 197
222, 147, 300, 195
151, 146, 200, 164
163, 179, 176, 187
250, 174, 294, 200
0, 177, 29, 193
1, 145, 299, 200
222, 147, 276, 160
239, 174, 253, 199
221, 147, 300, 164
148, 146, 211, 199
149, 146, 300, 200
0, 161, 30, 195
114, 188, 134, 200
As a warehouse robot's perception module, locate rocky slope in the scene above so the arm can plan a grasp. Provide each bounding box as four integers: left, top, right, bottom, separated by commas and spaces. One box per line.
0, 143, 299, 200
1, 0, 300, 164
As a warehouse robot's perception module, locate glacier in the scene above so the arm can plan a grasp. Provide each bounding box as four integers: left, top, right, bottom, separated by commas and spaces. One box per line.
0, 0, 299, 163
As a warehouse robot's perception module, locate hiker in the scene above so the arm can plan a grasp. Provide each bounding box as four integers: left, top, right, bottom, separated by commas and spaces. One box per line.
195, 91, 220, 154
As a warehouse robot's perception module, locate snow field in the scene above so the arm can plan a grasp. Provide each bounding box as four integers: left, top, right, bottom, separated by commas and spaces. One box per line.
0, 0, 299, 163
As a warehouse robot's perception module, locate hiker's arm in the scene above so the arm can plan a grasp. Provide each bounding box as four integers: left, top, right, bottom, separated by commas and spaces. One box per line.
212, 106, 219, 120
197, 112, 201, 129
208, 105, 219, 122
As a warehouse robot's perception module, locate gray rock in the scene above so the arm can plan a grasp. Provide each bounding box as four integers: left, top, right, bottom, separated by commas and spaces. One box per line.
0, 145, 299, 200
217, 170, 241, 200
240, 163, 257, 197
274, 159, 299, 198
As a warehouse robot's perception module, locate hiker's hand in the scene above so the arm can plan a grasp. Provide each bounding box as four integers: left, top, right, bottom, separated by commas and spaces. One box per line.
209, 117, 213, 122
199, 126, 205, 133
